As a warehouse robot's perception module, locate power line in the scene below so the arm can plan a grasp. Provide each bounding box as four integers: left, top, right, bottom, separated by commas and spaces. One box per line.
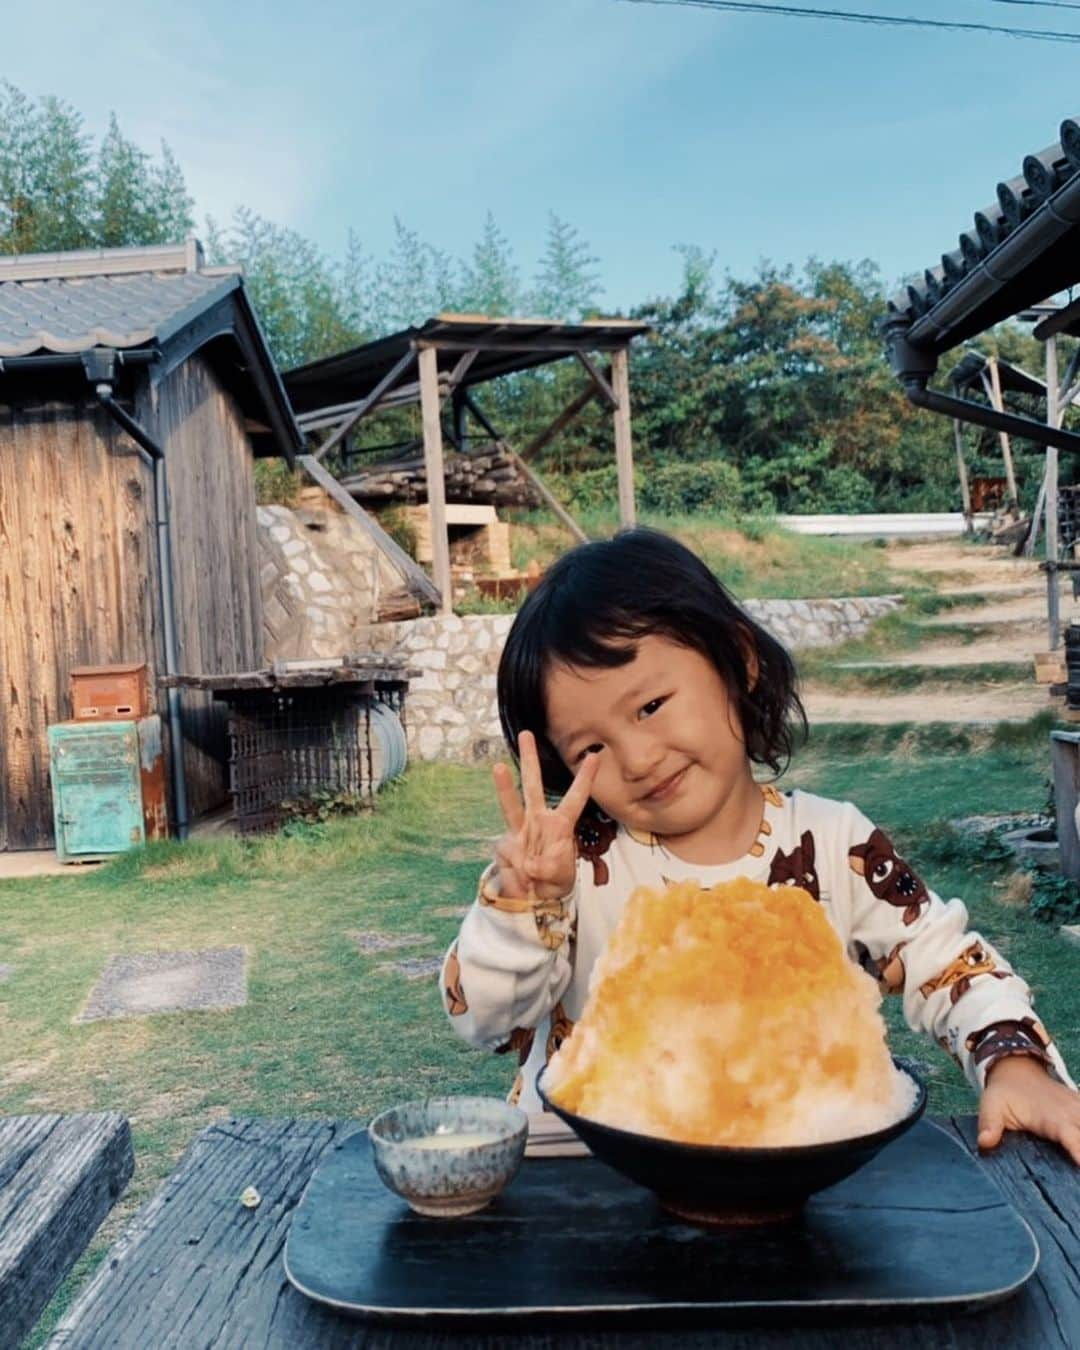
618, 0, 1080, 42
990, 1, 1080, 11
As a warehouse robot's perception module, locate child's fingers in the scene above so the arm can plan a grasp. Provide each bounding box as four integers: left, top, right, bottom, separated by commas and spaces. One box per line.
556, 752, 599, 822
1058, 1122, 1080, 1167
518, 730, 547, 823
977, 1096, 1006, 1152
492, 762, 525, 834
525, 855, 569, 885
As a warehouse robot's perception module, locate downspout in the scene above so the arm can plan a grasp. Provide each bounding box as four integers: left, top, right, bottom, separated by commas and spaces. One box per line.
82, 349, 190, 841
885, 320, 1080, 456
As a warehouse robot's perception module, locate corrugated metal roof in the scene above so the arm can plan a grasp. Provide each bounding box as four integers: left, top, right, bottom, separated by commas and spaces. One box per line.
948, 351, 1049, 400
0, 270, 237, 358
285, 314, 652, 414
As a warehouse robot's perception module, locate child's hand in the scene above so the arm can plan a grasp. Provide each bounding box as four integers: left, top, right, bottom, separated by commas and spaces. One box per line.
491, 730, 599, 903
978, 1054, 1080, 1165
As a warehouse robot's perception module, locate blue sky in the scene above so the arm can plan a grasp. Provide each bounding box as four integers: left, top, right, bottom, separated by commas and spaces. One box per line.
6, 1, 1080, 308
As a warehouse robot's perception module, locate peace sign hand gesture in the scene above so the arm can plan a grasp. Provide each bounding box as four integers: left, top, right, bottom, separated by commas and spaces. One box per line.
491, 731, 599, 903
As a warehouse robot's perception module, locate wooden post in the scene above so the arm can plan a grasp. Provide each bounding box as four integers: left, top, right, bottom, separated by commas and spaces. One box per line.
298, 455, 441, 608
1051, 731, 1080, 881
418, 345, 453, 615
452, 389, 468, 455
1047, 334, 1061, 650
610, 347, 636, 528
952, 419, 972, 533
986, 358, 1019, 509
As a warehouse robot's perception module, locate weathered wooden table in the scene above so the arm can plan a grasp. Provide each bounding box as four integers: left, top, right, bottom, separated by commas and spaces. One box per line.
47, 1115, 1079, 1348
0, 1113, 132, 1350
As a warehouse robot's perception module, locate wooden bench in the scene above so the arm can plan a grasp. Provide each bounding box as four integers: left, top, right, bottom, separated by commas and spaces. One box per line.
0, 1113, 133, 1347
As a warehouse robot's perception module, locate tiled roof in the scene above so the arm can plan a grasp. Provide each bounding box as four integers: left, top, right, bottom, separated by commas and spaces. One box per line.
0, 243, 301, 460
0, 269, 236, 358
886, 116, 1080, 356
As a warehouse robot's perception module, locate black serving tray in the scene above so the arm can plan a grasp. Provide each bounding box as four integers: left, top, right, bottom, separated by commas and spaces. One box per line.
283, 1120, 1038, 1325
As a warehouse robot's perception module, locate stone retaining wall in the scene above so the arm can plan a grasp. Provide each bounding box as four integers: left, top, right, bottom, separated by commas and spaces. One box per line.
366, 594, 903, 764
257, 502, 402, 660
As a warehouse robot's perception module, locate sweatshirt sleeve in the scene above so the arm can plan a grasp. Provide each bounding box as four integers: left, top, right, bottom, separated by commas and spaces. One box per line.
838, 803, 1075, 1093
440, 862, 577, 1053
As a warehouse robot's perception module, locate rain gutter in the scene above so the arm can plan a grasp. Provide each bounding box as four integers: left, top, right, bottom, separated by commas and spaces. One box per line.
906, 167, 1080, 352
81, 348, 190, 842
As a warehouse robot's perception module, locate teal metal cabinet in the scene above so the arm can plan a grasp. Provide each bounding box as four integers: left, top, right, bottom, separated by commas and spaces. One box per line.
47, 718, 164, 861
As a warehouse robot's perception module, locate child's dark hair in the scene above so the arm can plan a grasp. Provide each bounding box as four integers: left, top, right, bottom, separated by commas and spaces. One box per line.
498, 527, 807, 800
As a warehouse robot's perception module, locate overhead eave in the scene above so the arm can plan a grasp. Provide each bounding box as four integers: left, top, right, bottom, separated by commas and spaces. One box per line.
900, 166, 1080, 357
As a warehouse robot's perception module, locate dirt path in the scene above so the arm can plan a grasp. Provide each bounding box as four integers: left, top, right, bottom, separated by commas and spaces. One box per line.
804, 540, 1065, 725
802, 682, 1049, 725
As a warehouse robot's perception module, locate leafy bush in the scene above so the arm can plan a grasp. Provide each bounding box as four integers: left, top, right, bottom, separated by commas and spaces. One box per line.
639, 460, 744, 515
254, 459, 303, 506
552, 459, 746, 516
1026, 866, 1080, 926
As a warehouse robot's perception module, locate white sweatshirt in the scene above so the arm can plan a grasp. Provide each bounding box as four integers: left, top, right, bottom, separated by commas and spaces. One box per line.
441, 785, 1074, 1113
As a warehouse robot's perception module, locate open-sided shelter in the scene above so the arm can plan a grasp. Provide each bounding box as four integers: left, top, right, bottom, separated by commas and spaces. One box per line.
0, 241, 302, 851
884, 114, 1080, 648
284, 315, 651, 613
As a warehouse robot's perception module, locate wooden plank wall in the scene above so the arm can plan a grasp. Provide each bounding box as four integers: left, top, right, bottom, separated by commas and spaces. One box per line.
0, 402, 160, 850
0, 354, 266, 849
142, 354, 264, 821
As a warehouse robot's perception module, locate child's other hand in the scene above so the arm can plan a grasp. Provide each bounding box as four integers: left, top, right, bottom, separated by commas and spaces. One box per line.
978, 1055, 1080, 1165
491, 730, 599, 903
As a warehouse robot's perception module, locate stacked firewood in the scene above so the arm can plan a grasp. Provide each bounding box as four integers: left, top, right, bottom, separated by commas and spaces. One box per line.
341, 444, 538, 508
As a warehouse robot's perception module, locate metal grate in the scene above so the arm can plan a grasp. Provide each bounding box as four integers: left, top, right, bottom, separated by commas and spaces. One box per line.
1059, 486, 1080, 554
226, 686, 407, 835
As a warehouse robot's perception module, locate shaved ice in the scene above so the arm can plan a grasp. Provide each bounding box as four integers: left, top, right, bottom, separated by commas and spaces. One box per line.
545, 878, 917, 1146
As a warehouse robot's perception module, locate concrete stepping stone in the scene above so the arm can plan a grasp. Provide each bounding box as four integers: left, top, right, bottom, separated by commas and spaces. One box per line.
0, 963, 14, 982
76, 948, 247, 1022
385, 956, 443, 981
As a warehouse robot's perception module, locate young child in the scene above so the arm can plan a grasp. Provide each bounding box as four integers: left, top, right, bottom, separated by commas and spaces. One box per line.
441, 528, 1080, 1162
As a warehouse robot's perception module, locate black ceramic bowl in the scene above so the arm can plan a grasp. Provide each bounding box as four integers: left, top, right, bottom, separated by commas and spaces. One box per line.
537, 1059, 926, 1226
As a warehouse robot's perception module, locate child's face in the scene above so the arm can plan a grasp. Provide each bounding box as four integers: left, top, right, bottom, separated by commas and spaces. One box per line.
543, 634, 755, 849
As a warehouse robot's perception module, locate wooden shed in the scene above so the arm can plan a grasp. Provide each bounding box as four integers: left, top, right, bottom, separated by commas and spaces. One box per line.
0, 240, 302, 851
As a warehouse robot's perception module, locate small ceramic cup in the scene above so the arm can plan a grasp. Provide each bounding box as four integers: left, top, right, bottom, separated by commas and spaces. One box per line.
368, 1095, 528, 1217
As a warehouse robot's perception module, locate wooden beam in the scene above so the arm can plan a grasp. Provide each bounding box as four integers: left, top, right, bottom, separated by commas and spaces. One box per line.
297, 454, 441, 608
463, 393, 589, 544
311, 349, 416, 463
575, 353, 618, 409
416, 337, 632, 356
298, 357, 474, 437
610, 347, 636, 528
442, 349, 479, 402
418, 345, 453, 615
983, 360, 1019, 508
521, 383, 601, 461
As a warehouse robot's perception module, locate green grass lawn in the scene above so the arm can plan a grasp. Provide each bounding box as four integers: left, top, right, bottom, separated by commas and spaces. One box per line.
4, 721, 1077, 1342
481, 512, 915, 606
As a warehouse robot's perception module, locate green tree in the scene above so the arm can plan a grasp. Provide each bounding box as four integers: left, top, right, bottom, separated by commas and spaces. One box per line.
367, 217, 459, 332
459, 211, 520, 316
0, 86, 194, 254
95, 112, 193, 246
206, 207, 363, 369
0, 84, 95, 253
531, 213, 602, 319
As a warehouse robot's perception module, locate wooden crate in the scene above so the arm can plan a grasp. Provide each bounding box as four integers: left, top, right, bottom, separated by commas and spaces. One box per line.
1034, 652, 1067, 685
